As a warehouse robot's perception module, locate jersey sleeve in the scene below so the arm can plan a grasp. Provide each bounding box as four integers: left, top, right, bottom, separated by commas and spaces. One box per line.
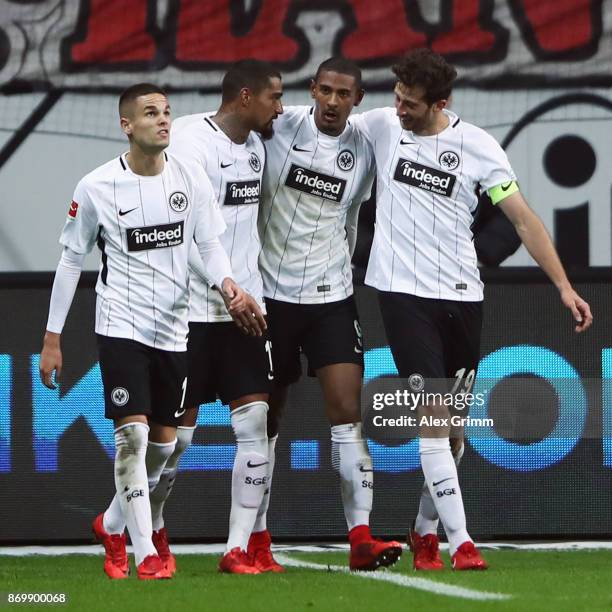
169, 120, 208, 171
350, 108, 391, 146
192, 164, 227, 243
58, 179, 99, 255
476, 131, 517, 193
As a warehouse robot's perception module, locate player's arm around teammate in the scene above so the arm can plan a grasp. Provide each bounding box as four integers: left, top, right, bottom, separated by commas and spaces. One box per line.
353, 48, 593, 571
257, 58, 402, 571
40, 83, 244, 580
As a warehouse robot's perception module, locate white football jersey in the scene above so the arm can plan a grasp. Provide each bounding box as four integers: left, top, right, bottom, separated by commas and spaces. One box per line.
170, 113, 266, 322
259, 106, 375, 303
353, 108, 516, 301
59, 152, 225, 351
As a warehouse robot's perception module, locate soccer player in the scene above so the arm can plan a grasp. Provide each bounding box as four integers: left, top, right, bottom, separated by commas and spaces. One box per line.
352, 48, 593, 570
257, 57, 402, 571
39, 83, 256, 580
129, 60, 284, 574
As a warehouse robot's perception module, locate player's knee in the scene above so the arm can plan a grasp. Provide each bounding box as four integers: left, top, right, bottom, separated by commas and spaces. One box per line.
114, 422, 149, 462
231, 401, 268, 442
327, 395, 361, 425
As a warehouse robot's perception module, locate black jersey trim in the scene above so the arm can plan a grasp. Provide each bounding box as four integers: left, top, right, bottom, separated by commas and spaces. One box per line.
96, 226, 108, 285
204, 117, 218, 132
119, 155, 126, 170
452, 117, 461, 128
164, 151, 168, 161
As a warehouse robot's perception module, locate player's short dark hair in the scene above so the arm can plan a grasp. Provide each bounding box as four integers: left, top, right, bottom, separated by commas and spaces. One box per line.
221, 60, 281, 104
315, 57, 363, 90
118, 83, 167, 116
392, 48, 457, 105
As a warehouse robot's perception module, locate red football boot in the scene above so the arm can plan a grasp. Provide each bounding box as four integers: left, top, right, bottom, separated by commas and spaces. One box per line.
92, 513, 129, 579
348, 525, 403, 571
451, 541, 488, 571
137, 554, 173, 580
218, 547, 260, 574
152, 528, 177, 576
408, 527, 444, 570
247, 530, 285, 573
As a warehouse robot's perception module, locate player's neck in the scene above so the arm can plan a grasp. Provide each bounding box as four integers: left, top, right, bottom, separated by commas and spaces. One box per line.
413, 112, 450, 137
212, 110, 249, 145
126, 148, 165, 176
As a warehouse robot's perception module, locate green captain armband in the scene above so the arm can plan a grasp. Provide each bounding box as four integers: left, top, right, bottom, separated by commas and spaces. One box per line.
488, 180, 519, 204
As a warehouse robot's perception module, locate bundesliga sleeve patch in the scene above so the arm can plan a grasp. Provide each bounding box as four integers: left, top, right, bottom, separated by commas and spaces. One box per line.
67, 200, 79, 219
488, 180, 518, 205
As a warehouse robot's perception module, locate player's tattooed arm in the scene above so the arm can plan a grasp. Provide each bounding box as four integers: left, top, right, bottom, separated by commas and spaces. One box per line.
499, 191, 593, 333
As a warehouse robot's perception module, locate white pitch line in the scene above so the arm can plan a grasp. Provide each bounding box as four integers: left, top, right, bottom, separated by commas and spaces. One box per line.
275, 554, 511, 601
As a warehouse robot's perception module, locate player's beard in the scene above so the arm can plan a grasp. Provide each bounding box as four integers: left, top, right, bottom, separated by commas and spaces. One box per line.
259, 123, 275, 140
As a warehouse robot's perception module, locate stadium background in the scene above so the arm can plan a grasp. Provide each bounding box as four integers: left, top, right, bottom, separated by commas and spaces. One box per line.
0, 0, 610, 542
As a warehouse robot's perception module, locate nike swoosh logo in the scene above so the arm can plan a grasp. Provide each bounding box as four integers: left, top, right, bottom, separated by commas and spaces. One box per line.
119, 207, 138, 216
247, 460, 269, 468
174, 408, 186, 418
432, 477, 454, 487
292, 144, 312, 152
400, 139, 417, 145
220, 162, 232, 168
501, 182, 512, 191
359, 466, 373, 472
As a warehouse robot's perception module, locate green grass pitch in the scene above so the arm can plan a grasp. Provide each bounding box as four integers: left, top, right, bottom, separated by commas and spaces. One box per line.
2, 550, 612, 611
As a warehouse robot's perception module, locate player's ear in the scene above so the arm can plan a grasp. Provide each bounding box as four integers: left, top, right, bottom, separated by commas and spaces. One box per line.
310, 79, 317, 100
120, 116, 132, 136
239, 87, 251, 107
433, 99, 448, 112
353, 88, 365, 107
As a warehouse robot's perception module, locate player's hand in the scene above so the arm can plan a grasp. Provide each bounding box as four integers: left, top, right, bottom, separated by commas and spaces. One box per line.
221, 278, 246, 311
237, 294, 267, 337
220, 279, 265, 336
560, 287, 593, 333
39, 331, 63, 389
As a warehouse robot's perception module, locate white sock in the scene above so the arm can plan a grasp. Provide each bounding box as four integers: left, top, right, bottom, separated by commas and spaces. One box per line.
227, 402, 269, 552
252, 434, 278, 534
102, 493, 124, 535
113, 423, 157, 565
102, 438, 178, 534
419, 438, 471, 555
415, 442, 464, 537
331, 422, 372, 531
149, 426, 195, 531
145, 439, 177, 531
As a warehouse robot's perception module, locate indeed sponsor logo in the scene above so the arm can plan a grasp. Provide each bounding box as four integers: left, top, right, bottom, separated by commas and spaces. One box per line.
285, 164, 346, 202
224, 180, 260, 206
127, 220, 184, 251
393, 158, 456, 196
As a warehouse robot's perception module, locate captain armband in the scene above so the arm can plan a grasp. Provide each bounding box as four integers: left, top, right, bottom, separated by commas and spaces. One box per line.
488, 180, 519, 205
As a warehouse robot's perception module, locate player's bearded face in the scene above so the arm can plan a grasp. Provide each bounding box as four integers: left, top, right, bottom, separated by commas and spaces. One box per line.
311, 71, 364, 137
252, 77, 283, 140
394, 83, 435, 135
122, 94, 171, 151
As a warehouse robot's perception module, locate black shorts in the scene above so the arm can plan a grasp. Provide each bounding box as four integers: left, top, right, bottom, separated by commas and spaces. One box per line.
377, 291, 482, 386
184, 322, 273, 406
97, 335, 187, 427
265, 295, 364, 385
